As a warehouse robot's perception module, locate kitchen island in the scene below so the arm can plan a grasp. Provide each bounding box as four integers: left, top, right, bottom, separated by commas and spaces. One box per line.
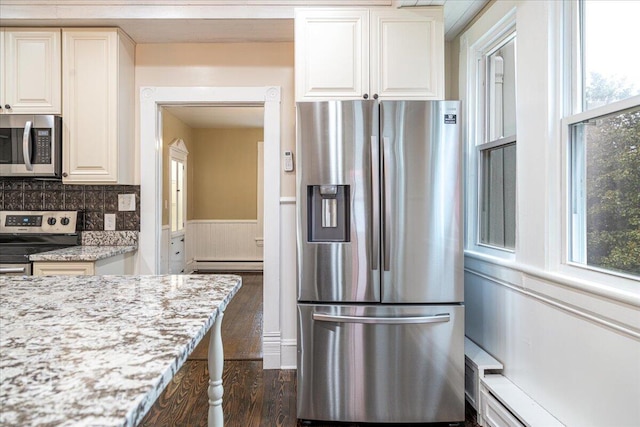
0, 274, 241, 427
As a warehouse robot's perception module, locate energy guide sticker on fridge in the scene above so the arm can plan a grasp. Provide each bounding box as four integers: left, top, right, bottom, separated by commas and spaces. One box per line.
444, 114, 457, 124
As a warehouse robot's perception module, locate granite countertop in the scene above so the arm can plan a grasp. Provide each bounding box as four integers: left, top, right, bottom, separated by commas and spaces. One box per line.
29, 245, 138, 262
0, 274, 242, 427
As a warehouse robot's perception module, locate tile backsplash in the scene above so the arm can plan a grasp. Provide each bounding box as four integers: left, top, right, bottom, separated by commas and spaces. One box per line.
0, 179, 140, 231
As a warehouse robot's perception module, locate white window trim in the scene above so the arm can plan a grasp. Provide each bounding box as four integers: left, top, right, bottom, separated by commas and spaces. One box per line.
555, 0, 640, 285
463, 9, 517, 259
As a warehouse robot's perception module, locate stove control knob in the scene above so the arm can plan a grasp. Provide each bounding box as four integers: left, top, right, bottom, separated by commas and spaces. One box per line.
47, 217, 57, 226
60, 217, 70, 226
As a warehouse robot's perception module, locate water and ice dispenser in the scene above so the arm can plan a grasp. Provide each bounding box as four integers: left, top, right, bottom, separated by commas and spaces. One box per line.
307, 185, 350, 242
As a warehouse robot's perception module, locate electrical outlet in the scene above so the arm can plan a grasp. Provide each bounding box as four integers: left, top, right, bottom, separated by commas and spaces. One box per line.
104, 213, 116, 231
118, 194, 136, 211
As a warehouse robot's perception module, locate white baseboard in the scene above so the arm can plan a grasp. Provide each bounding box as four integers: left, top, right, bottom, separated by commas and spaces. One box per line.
263, 332, 281, 369
185, 259, 196, 274
280, 339, 297, 370
193, 261, 263, 271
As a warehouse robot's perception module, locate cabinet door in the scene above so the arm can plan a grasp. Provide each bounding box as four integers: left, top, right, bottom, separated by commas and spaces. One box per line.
170, 235, 186, 274
295, 9, 369, 101
33, 261, 95, 276
2, 29, 61, 114
62, 29, 118, 183
370, 8, 444, 100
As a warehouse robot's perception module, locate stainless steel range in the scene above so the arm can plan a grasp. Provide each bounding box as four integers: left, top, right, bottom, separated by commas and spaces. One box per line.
0, 210, 80, 276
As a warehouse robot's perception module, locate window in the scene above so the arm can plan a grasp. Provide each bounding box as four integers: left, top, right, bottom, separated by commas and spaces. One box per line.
169, 138, 189, 235
477, 31, 517, 251
566, 0, 640, 277
170, 158, 185, 233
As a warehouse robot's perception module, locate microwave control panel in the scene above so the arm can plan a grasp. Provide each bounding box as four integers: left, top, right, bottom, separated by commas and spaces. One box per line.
34, 129, 52, 164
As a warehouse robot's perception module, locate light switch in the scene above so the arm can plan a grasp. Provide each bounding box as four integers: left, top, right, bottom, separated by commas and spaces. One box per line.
118, 194, 136, 211
104, 213, 116, 231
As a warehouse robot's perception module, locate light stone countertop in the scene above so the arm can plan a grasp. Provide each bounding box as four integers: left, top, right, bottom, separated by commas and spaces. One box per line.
0, 274, 242, 427
29, 245, 138, 262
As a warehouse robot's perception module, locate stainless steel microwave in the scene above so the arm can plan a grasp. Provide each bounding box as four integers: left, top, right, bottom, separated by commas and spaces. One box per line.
0, 115, 62, 179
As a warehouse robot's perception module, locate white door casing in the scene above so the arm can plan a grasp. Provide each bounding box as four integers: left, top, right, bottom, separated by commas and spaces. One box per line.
140, 86, 282, 368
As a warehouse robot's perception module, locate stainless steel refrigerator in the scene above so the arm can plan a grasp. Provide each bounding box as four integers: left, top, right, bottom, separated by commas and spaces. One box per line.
296, 100, 464, 424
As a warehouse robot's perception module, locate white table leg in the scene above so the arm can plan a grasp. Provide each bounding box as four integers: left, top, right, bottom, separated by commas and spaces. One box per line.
208, 311, 224, 427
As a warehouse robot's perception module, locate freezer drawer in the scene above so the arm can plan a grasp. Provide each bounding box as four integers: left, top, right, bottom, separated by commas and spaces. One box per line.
297, 304, 465, 424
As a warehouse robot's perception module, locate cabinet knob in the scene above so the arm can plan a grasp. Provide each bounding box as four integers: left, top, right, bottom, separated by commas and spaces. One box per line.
62, 172, 68, 177
373, 94, 379, 100
4, 104, 10, 109
363, 93, 369, 99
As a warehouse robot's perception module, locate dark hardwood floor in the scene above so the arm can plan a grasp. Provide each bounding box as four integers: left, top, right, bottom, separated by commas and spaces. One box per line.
140, 272, 481, 427
189, 272, 263, 361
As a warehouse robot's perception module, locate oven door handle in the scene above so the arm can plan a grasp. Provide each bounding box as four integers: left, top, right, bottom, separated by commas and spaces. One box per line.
0, 267, 28, 274
23, 120, 33, 171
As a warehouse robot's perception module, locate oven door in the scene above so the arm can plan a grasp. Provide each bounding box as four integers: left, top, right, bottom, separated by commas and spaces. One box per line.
0, 115, 61, 178
0, 263, 32, 276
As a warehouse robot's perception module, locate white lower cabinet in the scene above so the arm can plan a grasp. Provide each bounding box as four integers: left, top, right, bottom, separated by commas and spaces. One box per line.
33, 261, 95, 276
61, 28, 135, 184
170, 235, 186, 274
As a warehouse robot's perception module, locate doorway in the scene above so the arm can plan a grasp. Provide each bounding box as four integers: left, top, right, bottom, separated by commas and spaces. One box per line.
161, 106, 264, 273
140, 86, 282, 368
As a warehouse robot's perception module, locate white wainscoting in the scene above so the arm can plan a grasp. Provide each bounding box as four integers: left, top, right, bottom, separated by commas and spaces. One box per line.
186, 220, 263, 270
464, 253, 640, 426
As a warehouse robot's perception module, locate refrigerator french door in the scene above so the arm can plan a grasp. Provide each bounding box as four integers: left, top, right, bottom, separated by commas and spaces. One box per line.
296, 100, 464, 424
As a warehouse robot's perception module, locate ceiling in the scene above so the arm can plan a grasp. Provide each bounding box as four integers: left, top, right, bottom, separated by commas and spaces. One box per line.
163, 106, 265, 129
0, 1, 487, 43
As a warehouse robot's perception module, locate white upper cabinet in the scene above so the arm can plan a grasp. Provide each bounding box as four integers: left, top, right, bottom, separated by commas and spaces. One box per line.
62, 28, 135, 184
370, 8, 443, 99
295, 9, 369, 100
0, 28, 62, 114
295, 7, 444, 101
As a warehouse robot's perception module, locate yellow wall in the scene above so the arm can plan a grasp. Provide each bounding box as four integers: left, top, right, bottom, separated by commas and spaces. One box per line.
161, 109, 194, 226
135, 42, 295, 196
192, 128, 262, 220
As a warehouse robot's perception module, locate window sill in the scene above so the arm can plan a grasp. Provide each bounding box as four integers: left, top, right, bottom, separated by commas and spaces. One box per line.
464, 250, 640, 308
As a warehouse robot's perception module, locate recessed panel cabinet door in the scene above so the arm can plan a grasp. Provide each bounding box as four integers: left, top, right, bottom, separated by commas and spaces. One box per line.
63, 29, 117, 182
3, 29, 61, 114
370, 8, 444, 100
62, 29, 135, 184
295, 9, 369, 100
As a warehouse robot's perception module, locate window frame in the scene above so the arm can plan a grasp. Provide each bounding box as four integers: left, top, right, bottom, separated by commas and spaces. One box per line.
465, 14, 518, 258
561, 0, 640, 281
168, 138, 189, 238
563, 96, 640, 280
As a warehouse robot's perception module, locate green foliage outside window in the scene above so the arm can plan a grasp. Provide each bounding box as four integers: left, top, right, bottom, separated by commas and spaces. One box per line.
582, 74, 640, 276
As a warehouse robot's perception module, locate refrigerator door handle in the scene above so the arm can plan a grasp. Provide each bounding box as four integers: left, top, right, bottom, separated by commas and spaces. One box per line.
371, 135, 380, 270
313, 312, 450, 325
382, 136, 392, 271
